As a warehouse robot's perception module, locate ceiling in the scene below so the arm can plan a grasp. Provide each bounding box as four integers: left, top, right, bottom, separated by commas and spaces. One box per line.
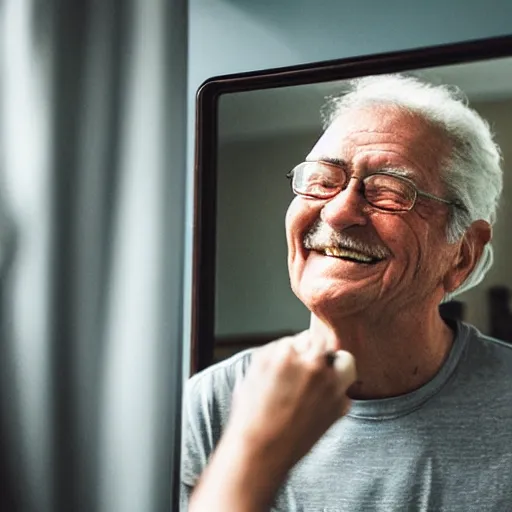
218, 56, 512, 141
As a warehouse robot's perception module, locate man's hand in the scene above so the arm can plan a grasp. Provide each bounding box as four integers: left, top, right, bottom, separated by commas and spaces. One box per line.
227, 333, 357, 476
189, 333, 356, 512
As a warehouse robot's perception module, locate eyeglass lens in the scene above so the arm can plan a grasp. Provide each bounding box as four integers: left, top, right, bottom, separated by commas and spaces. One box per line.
291, 162, 416, 212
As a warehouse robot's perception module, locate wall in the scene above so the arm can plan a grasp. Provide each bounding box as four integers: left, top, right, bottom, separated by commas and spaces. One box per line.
215, 130, 318, 336
188, 0, 512, 93
185, 0, 512, 371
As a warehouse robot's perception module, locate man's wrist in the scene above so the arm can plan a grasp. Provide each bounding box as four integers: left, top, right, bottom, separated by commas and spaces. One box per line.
218, 428, 288, 501
190, 427, 289, 512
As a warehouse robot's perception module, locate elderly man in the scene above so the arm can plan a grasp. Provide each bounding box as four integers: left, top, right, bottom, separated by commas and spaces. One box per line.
181, 74, 512, 511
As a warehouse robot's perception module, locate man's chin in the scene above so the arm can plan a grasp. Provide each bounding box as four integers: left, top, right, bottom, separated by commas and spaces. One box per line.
296, 281, 373, 318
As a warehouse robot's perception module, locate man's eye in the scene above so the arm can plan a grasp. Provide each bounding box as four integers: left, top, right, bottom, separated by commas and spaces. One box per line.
305, 179, 339, 196
323, 179, 340, 188
307, 174, 338, 187
316, 180, 338, 189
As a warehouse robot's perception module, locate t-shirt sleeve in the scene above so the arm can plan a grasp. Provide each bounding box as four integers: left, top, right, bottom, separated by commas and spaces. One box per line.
179, 354, 250, 510
180, 375, 217, 488
180, 374, 220, 510
179, 481, 193, 512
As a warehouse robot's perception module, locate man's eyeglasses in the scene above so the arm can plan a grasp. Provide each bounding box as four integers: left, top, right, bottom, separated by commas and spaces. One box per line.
286, 161, 467, 213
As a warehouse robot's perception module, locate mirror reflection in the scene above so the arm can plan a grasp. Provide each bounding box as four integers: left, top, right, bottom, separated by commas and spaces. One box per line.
214, 57, 512, 364
183, 52, 512, 510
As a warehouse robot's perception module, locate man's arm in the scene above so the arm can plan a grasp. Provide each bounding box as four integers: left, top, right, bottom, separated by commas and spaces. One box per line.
188, 339, 357, 511
188, 431, 285, 512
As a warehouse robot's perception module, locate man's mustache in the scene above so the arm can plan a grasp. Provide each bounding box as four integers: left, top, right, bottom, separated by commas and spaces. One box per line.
303, 219, 390, 260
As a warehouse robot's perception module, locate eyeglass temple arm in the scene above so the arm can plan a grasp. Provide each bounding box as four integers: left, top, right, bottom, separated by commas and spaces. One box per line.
417, 190, 467, 211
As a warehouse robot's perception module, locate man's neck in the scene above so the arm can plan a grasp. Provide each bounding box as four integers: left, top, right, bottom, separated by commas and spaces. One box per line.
307, 308, 454, 400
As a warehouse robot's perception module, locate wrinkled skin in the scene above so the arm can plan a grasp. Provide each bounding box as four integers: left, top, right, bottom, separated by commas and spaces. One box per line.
287, 106, 469, 321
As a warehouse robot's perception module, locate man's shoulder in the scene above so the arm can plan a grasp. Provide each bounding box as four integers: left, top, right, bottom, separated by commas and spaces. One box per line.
185, 347, 255, 399
185, 332, 303, 395
464, 321, 512, 360
461, 321, 512, 389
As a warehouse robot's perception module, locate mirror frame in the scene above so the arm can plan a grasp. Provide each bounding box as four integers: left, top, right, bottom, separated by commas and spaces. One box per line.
191, 34, 512, 375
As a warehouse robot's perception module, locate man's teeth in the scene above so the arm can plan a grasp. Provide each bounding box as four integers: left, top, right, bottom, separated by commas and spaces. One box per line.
323, 247, 376, 263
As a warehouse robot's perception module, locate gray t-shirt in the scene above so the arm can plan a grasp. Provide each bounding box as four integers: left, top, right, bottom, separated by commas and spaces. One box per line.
180, 321, 512, 511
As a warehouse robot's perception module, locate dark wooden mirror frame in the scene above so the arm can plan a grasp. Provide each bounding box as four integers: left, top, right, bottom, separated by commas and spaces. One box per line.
191, 34, 512, 375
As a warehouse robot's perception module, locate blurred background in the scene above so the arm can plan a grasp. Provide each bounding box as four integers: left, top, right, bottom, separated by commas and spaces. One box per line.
0, 0, 186, 510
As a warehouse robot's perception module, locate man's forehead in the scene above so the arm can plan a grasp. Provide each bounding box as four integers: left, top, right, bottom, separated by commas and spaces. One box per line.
307, 105, 449, 162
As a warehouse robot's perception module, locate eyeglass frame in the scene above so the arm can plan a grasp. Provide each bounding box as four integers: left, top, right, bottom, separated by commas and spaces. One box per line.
286, 160, 468, 213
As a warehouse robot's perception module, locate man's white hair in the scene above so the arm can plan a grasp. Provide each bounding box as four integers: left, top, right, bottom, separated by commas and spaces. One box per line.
321, 74, 503, 301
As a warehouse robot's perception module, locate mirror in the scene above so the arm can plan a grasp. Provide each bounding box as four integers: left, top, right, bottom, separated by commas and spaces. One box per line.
192, 37, 512, 373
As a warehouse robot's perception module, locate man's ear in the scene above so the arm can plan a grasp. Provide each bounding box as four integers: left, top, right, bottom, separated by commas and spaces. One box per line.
443, 220, 492, 293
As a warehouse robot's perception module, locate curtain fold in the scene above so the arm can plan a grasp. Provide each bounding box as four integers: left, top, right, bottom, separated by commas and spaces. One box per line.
0, 0, 187, 510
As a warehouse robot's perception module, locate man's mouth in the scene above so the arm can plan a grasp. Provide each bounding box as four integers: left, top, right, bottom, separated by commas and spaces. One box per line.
319, 247, 384, 264
301, 219, 389, 264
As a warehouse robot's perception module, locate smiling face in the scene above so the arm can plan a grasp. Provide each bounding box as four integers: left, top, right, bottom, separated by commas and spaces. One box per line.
286, 105, 467, 322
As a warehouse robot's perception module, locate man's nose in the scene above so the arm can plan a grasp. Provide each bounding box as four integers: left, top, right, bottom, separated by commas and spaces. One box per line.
320, 177, 368, 230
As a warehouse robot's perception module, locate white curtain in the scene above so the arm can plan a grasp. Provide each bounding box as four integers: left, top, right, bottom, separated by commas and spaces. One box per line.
0, 0, 187, 510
